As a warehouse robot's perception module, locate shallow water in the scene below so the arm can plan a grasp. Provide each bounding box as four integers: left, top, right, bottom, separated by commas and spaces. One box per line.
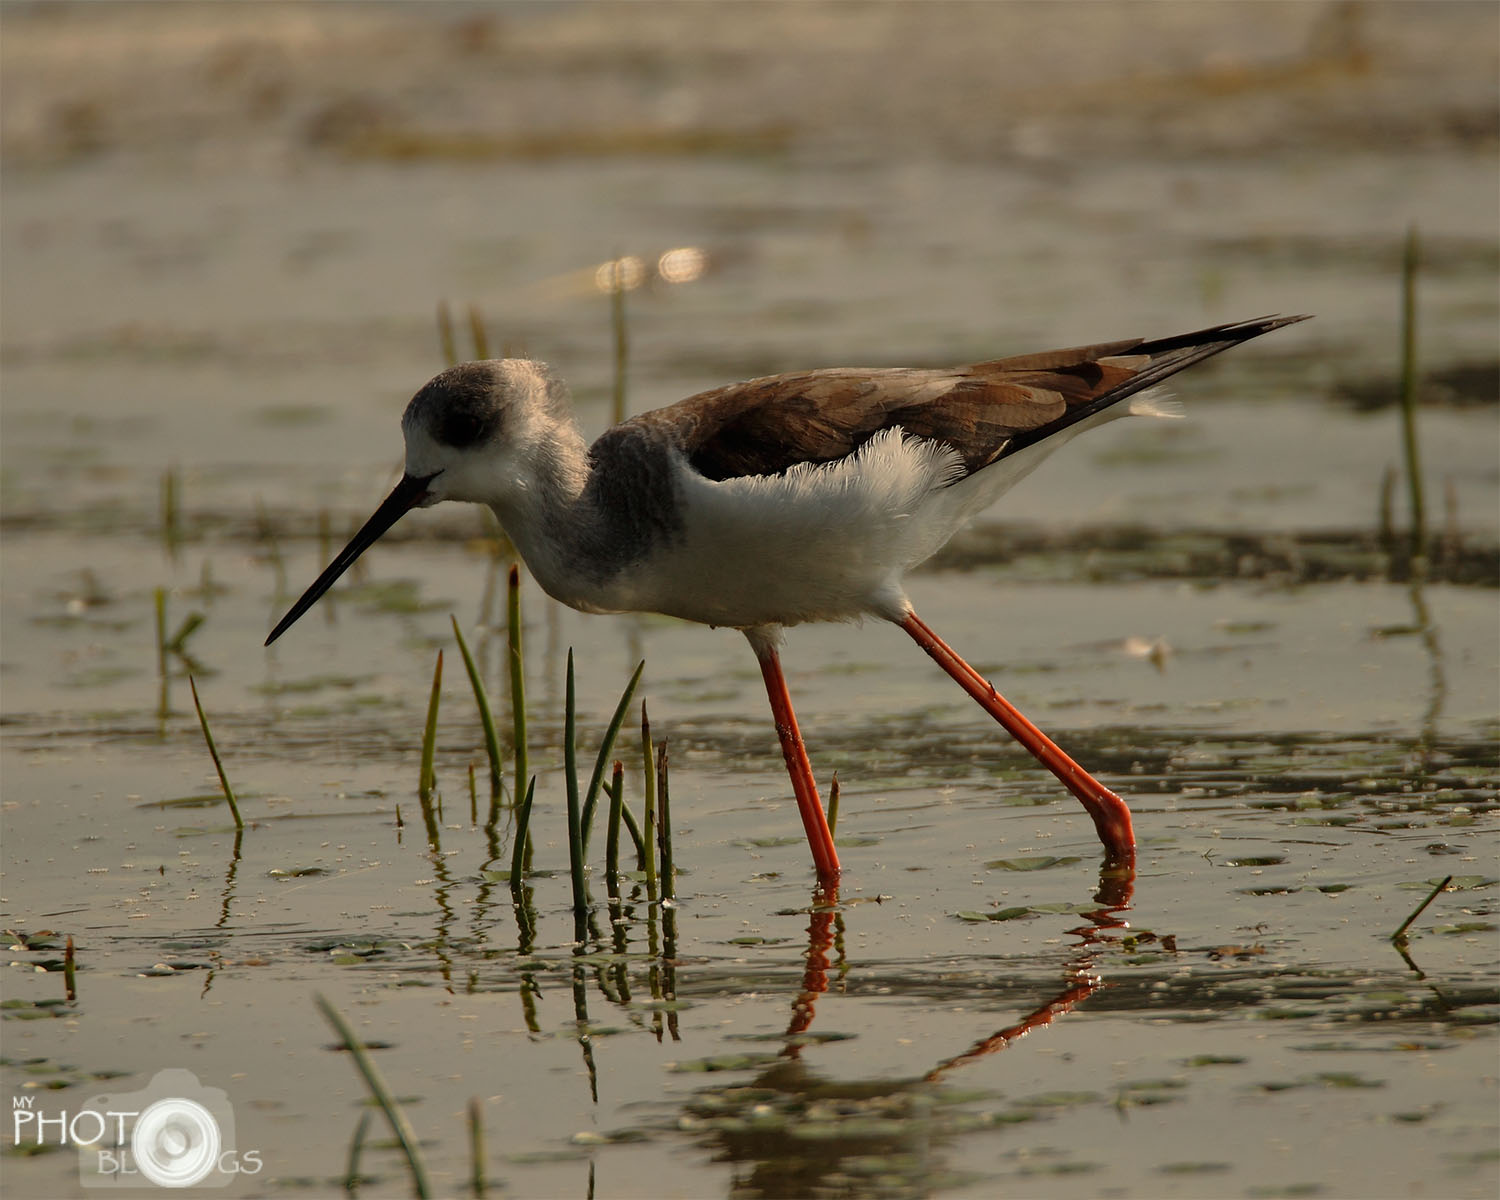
3, 5, 1498, 1198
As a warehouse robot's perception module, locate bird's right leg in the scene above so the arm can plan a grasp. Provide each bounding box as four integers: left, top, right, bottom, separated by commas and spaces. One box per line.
746, 629, 841, 879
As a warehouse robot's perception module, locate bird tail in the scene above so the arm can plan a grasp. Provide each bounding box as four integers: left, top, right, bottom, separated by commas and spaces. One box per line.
997, 313, 1311, 462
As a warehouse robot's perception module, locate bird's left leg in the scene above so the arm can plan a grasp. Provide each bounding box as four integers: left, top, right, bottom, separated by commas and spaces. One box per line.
899, 611, 1135, 864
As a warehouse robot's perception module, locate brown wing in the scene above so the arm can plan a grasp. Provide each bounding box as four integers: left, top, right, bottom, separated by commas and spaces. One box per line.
619, 315, 1308, 483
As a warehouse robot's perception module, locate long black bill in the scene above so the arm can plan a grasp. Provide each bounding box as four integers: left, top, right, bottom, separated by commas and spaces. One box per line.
264, 472, 436, 646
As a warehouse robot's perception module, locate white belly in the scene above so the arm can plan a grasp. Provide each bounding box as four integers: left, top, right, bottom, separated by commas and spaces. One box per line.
598, 428, 966, 627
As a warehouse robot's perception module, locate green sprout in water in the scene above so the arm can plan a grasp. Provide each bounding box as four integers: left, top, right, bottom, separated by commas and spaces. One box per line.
418, 651, 443, 846
188, 675, 243, 831
641, 701, 658, 899
564, 651, 587, 915
579, 659, 646, 854
507, 565, 528, 810
1398, 224, 1427, 567
509, 776, 537, 887
1392, 874, 1452, 944
451, 615, 504, 801
656, 740, 675, 901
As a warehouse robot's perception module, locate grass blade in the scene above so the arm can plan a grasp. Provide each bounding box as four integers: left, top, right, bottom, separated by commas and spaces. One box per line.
315, 993, 431, 1200
657, 739, 674, 901
510, 776, 537, 883
418, 652, 443, 847
188, 675, 243, 830
564, 650, 587, 915
160, 465, 180, 557
827, 771, 841, 838
580, 659, 645, 853
619, 800, 647, 868
507, 565, 528, 808
1392, 874, 1451, 943
451, 616, 503, 798
419, 650, 443, 801
154, 587, 168, 679
1399, 224, 1426, 565
641, 702, 658, 900
605, 760, 624, 891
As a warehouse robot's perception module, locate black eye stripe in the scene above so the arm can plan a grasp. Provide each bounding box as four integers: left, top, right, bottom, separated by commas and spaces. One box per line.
404, 363, 503, 450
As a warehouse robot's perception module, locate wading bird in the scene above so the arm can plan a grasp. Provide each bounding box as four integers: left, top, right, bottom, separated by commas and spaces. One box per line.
266, 314, 1309, 878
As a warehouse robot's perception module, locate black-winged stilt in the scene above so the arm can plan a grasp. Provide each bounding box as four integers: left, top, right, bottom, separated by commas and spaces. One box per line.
266, 314, 1309, 878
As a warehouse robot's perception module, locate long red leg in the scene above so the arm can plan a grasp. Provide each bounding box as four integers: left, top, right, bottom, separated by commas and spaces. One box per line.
750, 638, 841, 879
900, 611, 1135, 864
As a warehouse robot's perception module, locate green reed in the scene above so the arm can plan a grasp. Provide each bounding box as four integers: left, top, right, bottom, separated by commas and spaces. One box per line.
605, 760, 625, 893
656, 740, 674, 901
154, 588, 168, 680
1392, 874, 1452, 944
418, 651, 443, 845
564, 651, 587, 914
507, 566, 528, 808
510, 776, 537, 884
451, 616, 503, 799
641, 701, 658, 898
188, 675, 243, 830
1398, 225, 1427, 566
579, 659, 645, 853
160, 465, 181, 556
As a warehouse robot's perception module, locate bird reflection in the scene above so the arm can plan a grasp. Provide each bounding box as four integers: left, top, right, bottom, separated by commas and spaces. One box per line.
676, 861, 1136, 1198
